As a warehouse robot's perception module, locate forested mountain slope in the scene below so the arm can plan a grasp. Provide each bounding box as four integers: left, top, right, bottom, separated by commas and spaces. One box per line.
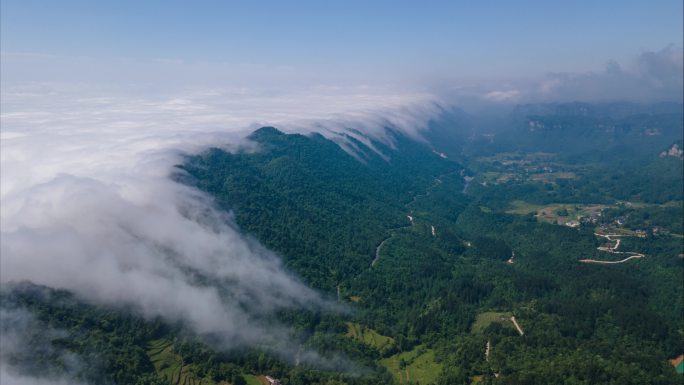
3, 106, 682, 385
178, 123, 683, 384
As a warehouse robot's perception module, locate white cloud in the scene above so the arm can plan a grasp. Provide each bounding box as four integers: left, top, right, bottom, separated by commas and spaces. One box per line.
0, 82, 441, 360
535, 45, 683, 102
439, 46, 683, 106
0, 365, 87, 385
483, 89, 520, 102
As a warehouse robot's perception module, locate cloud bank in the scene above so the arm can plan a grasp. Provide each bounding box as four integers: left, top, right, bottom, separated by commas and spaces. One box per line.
436, 46, 684, 105
0, 82, 441, 363
537, 45, 683, 102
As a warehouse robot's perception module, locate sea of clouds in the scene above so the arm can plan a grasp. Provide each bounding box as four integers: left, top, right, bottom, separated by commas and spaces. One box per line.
1, 44, 681, 383
0, 82, 442, 383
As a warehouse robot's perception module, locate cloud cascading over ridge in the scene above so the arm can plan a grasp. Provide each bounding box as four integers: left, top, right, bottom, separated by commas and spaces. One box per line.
0, 82, 442, 357
2, 43, 682, 377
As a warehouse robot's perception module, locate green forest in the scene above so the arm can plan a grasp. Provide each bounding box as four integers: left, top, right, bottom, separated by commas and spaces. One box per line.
3, 106, 682, 384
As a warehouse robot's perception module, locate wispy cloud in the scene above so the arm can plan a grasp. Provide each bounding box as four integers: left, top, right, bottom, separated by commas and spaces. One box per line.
0, 366, 88, 385
483, 89, 520, 102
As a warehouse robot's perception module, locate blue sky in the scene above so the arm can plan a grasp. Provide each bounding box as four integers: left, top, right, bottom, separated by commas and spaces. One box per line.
1, 0, 683, 101
3, 1, 682, 75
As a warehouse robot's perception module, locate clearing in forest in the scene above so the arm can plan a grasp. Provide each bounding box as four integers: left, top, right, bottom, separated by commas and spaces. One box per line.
506, 201, 606, 225
345, 322, 395, 351
245, 375, 264, 385
471, 311, 517, 334
380, 345, 442, 385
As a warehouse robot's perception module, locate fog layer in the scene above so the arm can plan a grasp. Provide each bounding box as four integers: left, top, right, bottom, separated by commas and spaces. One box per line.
0, 85, 440, 350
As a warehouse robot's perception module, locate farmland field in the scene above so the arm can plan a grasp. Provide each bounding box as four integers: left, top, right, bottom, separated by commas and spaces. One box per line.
345, 322, 396, 351
380, 345, 442, 384
148, 339, 215, 385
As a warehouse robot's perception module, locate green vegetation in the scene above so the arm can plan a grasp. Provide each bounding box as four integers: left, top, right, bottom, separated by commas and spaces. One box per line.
244, 375, 263, 385
506, 201, 607, 225
470, 312, 514, 334
178, 121, 683, 384
147, 339, 217, 385
345, 322, 396, 353
178, 127, 457, 290
148, 339, 183, 383
3, 103, 682, 384
380, 346, 442, 384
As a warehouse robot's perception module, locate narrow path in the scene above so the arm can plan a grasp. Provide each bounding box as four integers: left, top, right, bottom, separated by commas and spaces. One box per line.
484, 339, 500, 379
372, 236, 396, 267
510, 316, 524, 336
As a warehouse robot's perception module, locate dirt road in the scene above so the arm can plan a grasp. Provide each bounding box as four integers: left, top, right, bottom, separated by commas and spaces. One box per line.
582, 233, 645, 264
510, 316, 524, 336
579, 255, 644, 264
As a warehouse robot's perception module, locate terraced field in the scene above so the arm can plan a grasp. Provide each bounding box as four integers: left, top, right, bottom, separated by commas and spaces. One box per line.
147, 339, 218, 385
345, 322, 395, 352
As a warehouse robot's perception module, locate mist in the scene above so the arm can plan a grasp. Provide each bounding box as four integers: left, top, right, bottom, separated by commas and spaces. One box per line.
0, 82, 442, 370
432, 46, 684, 107
0, 307, 89, 385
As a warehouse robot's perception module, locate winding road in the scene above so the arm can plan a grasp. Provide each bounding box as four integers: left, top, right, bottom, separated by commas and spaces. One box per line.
579, 233, 645, 264
370, 169, 461, 268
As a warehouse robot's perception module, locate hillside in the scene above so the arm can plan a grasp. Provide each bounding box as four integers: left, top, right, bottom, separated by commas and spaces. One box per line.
3, 110, 682, 385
